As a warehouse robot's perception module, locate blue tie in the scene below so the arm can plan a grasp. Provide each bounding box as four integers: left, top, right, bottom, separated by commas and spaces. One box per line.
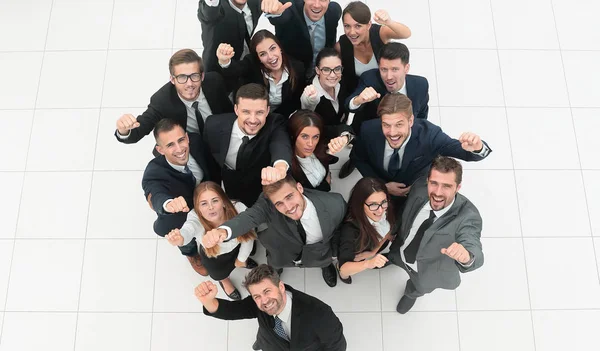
388, 148, 401, 176
273, 316, 289, 341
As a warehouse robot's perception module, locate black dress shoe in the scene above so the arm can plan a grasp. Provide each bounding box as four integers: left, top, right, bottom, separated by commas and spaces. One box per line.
338, 159, 355, 179
245, 257, 259, 269
338, 271, 352, 285
322, 263, 337, 287
219, 281, 242, 301
396, 295, 417, 314
252, 340, 261, 350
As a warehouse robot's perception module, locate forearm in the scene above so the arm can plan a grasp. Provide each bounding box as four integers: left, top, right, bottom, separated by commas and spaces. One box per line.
236, 239, 254, 262
300, 95, 318, 111
339, 260, 368, 277
202, 298, 220, 314
381, 21, 411, 41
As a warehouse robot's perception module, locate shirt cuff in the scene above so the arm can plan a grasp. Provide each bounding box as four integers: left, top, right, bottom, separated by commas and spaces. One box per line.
264, 13, 282, 18
204, 0, 219, 6
458, 252, 475, 268
472, 143, 490, 157
273, 160, 289, 172
116, 129, 131, 139
162, 199, 173, 212
218, 225, 233, 241
348, 98, 362, 110
219, 60, 231, 68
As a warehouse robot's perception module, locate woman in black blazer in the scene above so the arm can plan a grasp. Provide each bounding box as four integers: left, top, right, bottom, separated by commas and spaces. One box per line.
338, 177, 397, 284
216, 29, 305, 118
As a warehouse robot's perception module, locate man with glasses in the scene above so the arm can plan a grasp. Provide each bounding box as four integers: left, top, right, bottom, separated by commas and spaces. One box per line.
114, 49, 233, 145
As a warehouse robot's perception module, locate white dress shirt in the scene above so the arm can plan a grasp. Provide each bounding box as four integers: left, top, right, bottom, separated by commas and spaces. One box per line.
296, 154, 327, 188
224, 119, 257, 170
367, 212, 392, 254
299, 196, 324, 245
265, 70, 289, 110
303, 12, 326, 65
275, 291, 293, 339
162, 155, 203, 211
349, 79, 407, 110
383, 132, 412, 172
300, 75, 341, 113
179, 89, 213, 134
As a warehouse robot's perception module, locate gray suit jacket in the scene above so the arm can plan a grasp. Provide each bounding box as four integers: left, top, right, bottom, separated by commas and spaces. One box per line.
224, 189, 346, 268
389, 177, 484, 292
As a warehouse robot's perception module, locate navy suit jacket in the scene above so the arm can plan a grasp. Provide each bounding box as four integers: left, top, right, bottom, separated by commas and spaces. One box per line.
350, 118, 491, 185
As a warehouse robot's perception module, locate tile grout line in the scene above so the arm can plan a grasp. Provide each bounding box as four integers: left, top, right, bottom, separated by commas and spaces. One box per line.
378, 270, 384, 350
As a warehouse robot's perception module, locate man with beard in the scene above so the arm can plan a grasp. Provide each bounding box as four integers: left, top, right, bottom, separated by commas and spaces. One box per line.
195, 264, 346, 350
387, 156, 484, 314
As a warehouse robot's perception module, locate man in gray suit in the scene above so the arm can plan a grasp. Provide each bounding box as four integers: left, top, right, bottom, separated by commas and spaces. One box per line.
202, 174, 345, 287
388, 156, 484, 314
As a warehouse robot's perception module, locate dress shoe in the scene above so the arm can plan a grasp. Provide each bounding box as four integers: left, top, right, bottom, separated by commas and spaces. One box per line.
252, 340, 261, 350
338, 160, 355, 179
187, 255, 208, 276
321, 263, 337, 287
245, 257, 259, 269
338, 271, 352, 285
219, 281, 242, 301
396, 295, 417, 314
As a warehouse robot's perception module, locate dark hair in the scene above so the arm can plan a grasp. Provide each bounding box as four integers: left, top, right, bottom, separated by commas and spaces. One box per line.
428, 156, 463, 185
242, 264, 281, 290
346, 177, 396, 253
169, 49, 203, 76
250, 29, 297, 92
379, 42, 410, 65
262, 174, 298, 198
342, 1, 371, 25
288, 110, 329, 180
153, 118, 184, 142
315, 47, 342, 68
235, 83, 269, 105
377, 93, 413, 118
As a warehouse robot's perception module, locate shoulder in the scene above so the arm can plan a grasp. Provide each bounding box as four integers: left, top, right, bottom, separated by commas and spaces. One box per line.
206, 112, 236, 130
455, 194, 482, 221
362, 69, 380, 81
203, 71, 225, 85
361, 118, 382, 135
407, 74, 429, 89
143, 156, 168, 178
290, 58, 305, 76
233, 201, 248, 213
327, 1, 342, 17
150, 82, 176, 102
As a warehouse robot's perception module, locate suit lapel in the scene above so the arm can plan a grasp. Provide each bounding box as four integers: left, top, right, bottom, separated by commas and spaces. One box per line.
307, 191, 332, 241
374, 127, 387, 172
289, 287, 303, 345
169, 84, 188, 127
218, 119, 235, 166
400, 124, 421, 171
405, 75, 419, 115
296, 0, 311, 40
421, 195, 464, 248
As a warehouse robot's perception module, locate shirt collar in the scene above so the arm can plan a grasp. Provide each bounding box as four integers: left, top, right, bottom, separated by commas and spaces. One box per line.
265, 69, 289, 86
386, 130, 412, 151
166, 158, 187, 173
303, 10, 325, 27
276, 290, 293, 323
300, 195, 316, 221
228, 0, 250, 15
367, 211, 388, 226
232, 118, 257, 140
424, 196, 456, 219
396, 79, 407, 95
178, 89, 205, 108
311, 75, 340, 102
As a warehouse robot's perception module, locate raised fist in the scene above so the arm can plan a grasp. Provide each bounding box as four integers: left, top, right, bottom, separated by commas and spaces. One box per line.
458, 132, 483, 152
216, 43, 235, 65
354, 87, 381, 105
165, 196, 189, 213
116, 114, 140, 136
373, 9, 391, 25
165, 228, 184, 246
327, 135, 349, 155
194, 281, 219, 304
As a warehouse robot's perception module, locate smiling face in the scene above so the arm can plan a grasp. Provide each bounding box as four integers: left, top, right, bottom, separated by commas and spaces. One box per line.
316, 55, 342, 90
255, 38, 283, 72
363, 191, 388, 222
304, 0, 330, 22
248, 279, 287, 316
196, 190, 225, 225
427, 169, 461, 211
155, 126, 190, 166
381, 111, 414, 149
342, 13, 371, 45
379, 58, 410, 93
234, 97, 269, 135
295, 126, 320, 158
169, 62, 203, 102
267, 182, 306, 221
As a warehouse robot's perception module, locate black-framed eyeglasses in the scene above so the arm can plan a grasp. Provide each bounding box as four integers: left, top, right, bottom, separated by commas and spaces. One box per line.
365, 200, 389, 211
318, 65, 343, 75
172, 73, 202, 84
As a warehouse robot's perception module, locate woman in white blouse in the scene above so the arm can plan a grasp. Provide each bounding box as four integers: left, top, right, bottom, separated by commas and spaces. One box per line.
166, 181, 257, 300
338, 177, 396, 284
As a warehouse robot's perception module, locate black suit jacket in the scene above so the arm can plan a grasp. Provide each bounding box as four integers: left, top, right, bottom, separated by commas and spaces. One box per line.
197, 0, 261, 73
351, 118, 492, 186
268, 0, 341, 71
114, 72, 233, 144
141, 133, 210, 235
205, 284, 346, 351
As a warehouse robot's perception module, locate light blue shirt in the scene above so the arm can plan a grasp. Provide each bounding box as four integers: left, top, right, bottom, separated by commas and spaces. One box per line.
303, 11, 325, 65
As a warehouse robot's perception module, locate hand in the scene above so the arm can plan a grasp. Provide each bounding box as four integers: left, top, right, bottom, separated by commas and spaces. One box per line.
165, 196, 190, 213
116, 114, 140, 136
303, 84, 318, 102
459, 132, 483, 152
202, 228, 228, 249
354, 87, 381, 105
441, 242, 471, 264
194, 281, 219, 304
234, 259, 246, 268
363, 254, 389, 269
325, 171, 331, 184
261, 165, 286, 185
216, 43, 235, 65
354, 250, 375, 262
261, 0, 292, 15
165, 228, 184, 247
385, 182, 411, 197
327, 135, 349, 155
373, 9, 391, 25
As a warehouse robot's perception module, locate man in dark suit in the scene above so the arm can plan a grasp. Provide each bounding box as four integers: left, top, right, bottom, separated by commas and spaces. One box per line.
262, 0, 341, 74
196, 264, 347, 351
197, 0, 261, 73
202, 175, 345, 287
388, 157, 484, 314
203, 83, 293, 207
114, 49, 232, 144
351, 93, 491, 207
141, 119, 210, 276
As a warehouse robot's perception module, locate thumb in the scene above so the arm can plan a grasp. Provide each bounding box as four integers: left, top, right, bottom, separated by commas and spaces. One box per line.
280, 2, 292, 11
132, 122, 140, 129
441, 248, 448, 255
376, 93, 381, 98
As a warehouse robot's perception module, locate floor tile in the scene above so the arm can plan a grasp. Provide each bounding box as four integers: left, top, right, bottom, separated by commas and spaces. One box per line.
227, 318, 260, 351
382, 312, 459, 351
17, 172, 92, 239
46, 0, 114, 50
0, 0, 53, 51
0, 52, 44, 109
36, 51, 107, 109
435, 49, 504, 106
573, 109, 600, 170
456, 238, 530, 310
337, 312, 383, 351
0, 241, 14, 311
27, 109, 99, 171
0, 173, 24, 239
507, 108, 580, 170
458, 311, 535, 351
0, 111, 34, 171
595, 238, 600, 274
86, 171, 156, 239
583, 171, 600, 236
524, 237, 600, 309
109, 0, 176, 49
499, 50, 569, 107
430, 0, 496, 49
515, 171, 590, 237
79, 239, 157, 312
427, 106, 441, 127
410, 49, 438, 106
0, 312, 77, 351
562, 51, 600, 108
552, 0, 600, 50
491, 0, 559, 49
75, 313, 151, 351
5, 240, 84, 311
368, 0, 433, 49
151, 313, 228, 351
532, 310, 600, 351
172, 0, 203, 49
276, 264, 306, 293
330, 168, 364, 203
459, 171, 522, 238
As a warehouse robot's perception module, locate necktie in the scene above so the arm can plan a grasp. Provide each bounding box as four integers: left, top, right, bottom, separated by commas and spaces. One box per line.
308, 23, 316, 49
273, 316, 290, 341
295, 220, 307, 245
236, 136, 250, 170
183, 164, 196, 184
404, 210, 436, 264
191, 101, 205, 134
388, 148, 401, 176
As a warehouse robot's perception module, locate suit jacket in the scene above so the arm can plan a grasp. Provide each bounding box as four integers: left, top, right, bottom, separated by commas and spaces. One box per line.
204, 284, 346, 351
197, 0, 261, 73
223, 189, 346, 268
387, 177, 484, 292
203, 112, 292, 206
141, 133, 210, 235
114, 72, 233, 144
268, 0, 341, 71
351, 118, 492, 186
338, 219, 394, 268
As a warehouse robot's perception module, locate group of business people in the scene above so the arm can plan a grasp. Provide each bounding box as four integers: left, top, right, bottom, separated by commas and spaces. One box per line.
113, 1, 489, 350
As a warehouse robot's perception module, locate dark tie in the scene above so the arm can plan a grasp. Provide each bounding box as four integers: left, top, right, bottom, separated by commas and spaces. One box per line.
183, 165, 196, 184
273, 316, 289, 341
388, 148, 401, 176
191, 101, 204, 134
404, 210, 436, 264
236, 136, 250, 170
295, 220, 307, 245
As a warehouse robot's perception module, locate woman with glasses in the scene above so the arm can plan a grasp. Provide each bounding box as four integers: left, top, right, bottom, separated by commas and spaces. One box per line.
165, 181, 258, 300
216, 29, 305, 118
338, 177, 396, 284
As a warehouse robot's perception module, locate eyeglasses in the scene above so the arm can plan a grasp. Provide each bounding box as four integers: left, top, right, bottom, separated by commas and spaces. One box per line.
318, 65, 343, 75
365, 200, 389, 211
172, 73, 202, 84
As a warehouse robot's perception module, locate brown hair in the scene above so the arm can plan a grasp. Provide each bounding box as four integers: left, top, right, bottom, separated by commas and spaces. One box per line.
262, 174, 298, 199
242, 264, 281, 291
345, 177, 396, 253
377, 93, 413, 119
288, 110, 329, 181
428, 156, 463, 185
235, 82, 269, 105
250, 30, 297, 92
342, 1, 371, 25
169, 49, 203, 76
193, 182, 256, 257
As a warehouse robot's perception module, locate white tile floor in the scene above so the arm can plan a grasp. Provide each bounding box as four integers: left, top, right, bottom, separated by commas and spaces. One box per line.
0, 0, 599, 350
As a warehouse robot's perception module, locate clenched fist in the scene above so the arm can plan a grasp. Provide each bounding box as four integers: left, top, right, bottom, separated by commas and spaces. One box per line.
353, 87, 381, 105
373, 9, 391, 25
261, 165, 287, 185
165, 196, 189, 213
363, 254, 389, 269
202, 228, 228, 249
458, 132, 483, 152
441, 242, 471, 264
216, 43, 235, 65
116, 114, 140, 136
302, 85, 319, 102
194, 281, 218, 303
327, 135, 349, 155
166, 228, 184, 246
